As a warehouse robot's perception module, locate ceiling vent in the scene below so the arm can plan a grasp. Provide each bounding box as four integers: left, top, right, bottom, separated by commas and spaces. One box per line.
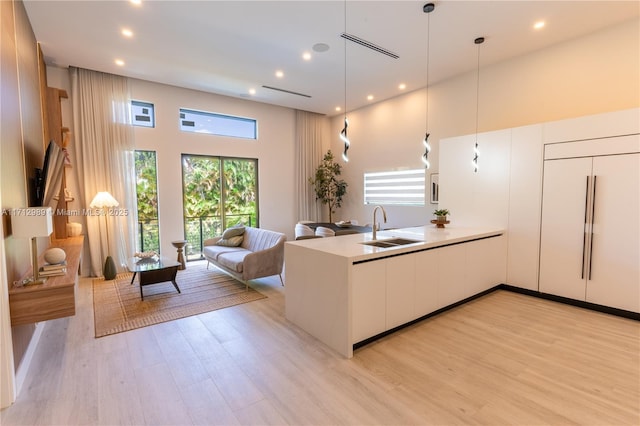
261, 85, 311, 98
340, 32, 399, 59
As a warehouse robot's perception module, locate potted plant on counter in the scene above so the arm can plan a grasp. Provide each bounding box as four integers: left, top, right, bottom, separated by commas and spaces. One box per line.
432, 208, 450, 228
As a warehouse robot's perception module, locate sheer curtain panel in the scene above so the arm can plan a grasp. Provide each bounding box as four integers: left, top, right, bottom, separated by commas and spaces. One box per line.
71, 67, 137, 277
295, 110, 328, 222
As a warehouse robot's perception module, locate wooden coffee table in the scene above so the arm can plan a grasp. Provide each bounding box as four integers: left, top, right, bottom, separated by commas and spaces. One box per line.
126, 256, 181, 300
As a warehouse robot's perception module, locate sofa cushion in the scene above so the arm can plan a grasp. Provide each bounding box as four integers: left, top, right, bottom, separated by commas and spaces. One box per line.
222, 225, 245, 239
216, 251, 247, 273
215, 235, 244, 247
203, 245, 247, 261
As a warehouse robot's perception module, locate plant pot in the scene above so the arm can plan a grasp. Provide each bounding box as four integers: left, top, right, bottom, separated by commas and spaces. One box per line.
436, 215, 447, 222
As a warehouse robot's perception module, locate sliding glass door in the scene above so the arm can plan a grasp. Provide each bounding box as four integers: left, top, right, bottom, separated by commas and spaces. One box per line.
181, 154, 258, 260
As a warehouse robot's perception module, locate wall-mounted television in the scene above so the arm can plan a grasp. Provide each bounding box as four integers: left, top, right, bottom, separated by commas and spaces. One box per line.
34, 140, 66, 208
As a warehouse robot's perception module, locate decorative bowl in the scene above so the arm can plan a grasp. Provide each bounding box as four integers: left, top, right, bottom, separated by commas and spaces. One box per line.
134, 251, 157, 259
335, 221, 352, 228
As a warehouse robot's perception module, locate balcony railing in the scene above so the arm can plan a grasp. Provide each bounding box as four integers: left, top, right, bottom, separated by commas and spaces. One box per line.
183, 214, 253, 261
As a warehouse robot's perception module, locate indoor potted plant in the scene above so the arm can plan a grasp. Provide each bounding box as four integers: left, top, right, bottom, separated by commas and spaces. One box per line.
433, 208, 450, 222
309, 150, 348, 222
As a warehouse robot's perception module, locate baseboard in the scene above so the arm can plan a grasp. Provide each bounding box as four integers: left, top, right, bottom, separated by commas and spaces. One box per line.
499, 284, 640, 321
354, 283, 639, 351
14, 321, 46, 395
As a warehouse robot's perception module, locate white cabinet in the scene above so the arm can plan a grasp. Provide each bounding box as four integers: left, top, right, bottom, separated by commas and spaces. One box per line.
352, 261, 386, 342
414, 249, 439, 316
587, 154, 639, 312
466, 237, 507, 296
539, 136, 639, 313
352, 235, 507, 344
385, 255, 416, 329
436, 244, 467, 308
506, 124, 544, 291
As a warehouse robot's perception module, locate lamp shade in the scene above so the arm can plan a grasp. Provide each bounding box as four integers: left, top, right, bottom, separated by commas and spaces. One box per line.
90, 191, 119, 209
12, 207, 53, 238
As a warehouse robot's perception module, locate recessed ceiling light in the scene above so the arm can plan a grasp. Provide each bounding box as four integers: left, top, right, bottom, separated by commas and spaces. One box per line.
130, 0, 142, 6
275, 70, 284, 78
367, 95, 374, 101
121, 28, 134, 38
313, 43, 330, 53
335, 106, 342, 112
302, 52, 311, 61
249, 88, 256, 95
534, 21, 545, 30
398, 83, 406, 90
115, 59, 125, 66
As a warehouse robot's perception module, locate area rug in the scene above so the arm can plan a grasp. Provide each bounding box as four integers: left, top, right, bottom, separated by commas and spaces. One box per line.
93, 261, 266, 337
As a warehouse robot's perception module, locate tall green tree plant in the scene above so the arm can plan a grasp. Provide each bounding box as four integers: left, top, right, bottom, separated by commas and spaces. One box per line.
309, 150, 348, 222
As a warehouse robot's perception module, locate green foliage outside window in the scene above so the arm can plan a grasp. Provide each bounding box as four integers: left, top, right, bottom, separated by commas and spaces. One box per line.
134, 151, 160, 253
182, 155, 258, 260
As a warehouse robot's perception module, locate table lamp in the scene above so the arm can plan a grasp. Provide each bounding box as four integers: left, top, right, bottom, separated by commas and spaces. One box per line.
90, 191, 119, 280
12, 207, 53, 285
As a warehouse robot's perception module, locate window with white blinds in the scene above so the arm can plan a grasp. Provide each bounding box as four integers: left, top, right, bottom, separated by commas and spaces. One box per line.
363, 169, 426, 206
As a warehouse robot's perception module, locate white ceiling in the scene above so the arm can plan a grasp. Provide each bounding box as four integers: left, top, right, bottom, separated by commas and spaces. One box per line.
24, 1, 639, 116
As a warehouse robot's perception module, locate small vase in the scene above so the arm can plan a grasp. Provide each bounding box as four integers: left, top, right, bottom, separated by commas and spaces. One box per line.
437, 215, 447, 222
103, 255, 117, 280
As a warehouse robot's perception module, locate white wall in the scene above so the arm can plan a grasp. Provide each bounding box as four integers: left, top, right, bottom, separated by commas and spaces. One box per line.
329, 18, 639, 228
130, 79, 296, 253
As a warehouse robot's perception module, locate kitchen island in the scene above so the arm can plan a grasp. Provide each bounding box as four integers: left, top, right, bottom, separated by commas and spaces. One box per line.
284, 225, 505, 358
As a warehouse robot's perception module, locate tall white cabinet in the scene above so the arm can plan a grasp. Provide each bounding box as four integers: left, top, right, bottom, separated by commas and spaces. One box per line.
539, 135, 640, 313
439, 107, 639, 313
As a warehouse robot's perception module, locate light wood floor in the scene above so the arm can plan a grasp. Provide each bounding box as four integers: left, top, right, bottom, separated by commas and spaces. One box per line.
2, 263, 639, 425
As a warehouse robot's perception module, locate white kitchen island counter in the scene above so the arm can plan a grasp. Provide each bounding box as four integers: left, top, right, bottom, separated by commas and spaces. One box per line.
284, 225, 506, 358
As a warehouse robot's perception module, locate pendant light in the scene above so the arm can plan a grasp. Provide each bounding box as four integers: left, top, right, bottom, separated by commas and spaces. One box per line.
421, 3, 435, 169
340, 0, 350, 163
473, 36, 484, 173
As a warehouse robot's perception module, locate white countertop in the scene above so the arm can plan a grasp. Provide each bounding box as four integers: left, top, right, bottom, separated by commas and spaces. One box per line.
286, 225, 504, 262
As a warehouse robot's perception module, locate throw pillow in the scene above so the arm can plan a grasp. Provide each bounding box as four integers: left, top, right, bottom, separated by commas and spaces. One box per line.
222, 225, 245, 239
215, 235, 244, 247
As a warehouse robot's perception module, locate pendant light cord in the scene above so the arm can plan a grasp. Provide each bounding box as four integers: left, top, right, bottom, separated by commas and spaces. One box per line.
474, 41, 482, 138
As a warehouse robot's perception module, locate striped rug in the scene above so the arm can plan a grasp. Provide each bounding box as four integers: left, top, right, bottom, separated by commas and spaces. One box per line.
93, 261, 266, 337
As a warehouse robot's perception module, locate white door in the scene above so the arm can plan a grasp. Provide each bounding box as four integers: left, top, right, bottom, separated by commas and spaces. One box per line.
539, 157, 593, 300
586, 153, 640, 312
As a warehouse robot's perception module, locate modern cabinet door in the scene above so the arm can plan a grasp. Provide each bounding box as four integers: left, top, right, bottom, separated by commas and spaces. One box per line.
586, 153, 640, 312
539, 157, 593, 300
539, 152, 640, 313
466, 236, 507, 297
437, 244, 467, 308
386, 254, 416, 329
351, 261, 386, 343
414, 249, 439, 317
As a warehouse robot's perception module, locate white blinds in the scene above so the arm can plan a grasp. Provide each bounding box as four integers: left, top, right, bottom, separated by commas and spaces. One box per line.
364, 169, 425, 206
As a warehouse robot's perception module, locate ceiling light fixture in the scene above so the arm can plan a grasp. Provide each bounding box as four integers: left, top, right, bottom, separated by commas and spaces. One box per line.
121, 28, 133, 38
339, 0, 350, 163
302, 52, 312, 61
473, 36, 485, 173
367, 95, 374, 101
399, 83, 406, 90
275, 70, 284, 78
421, 2, 434, 169
534, 21, 545, 30
115, 59, 125, 66
129, 0, 142, 6
249, 88, 256, 95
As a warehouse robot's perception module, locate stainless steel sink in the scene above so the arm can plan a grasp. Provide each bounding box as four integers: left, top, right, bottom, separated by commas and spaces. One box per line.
360, 238, 422, 248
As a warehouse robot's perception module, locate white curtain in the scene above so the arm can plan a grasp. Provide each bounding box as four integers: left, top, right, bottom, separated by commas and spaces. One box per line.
295, 110, 328, 222
70, 67, 137, 277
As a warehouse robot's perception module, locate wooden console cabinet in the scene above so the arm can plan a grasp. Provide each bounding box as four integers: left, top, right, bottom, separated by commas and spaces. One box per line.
8, 236, 83, 326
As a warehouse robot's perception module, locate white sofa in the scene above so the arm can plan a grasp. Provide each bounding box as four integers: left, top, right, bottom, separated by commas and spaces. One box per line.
203, 227, 286, 289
